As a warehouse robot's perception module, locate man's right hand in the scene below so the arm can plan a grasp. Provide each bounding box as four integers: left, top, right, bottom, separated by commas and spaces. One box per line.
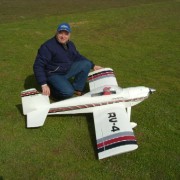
41, 84, 50, 96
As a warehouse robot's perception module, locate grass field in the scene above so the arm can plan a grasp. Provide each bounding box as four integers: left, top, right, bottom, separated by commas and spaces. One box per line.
0, 0, 179, 179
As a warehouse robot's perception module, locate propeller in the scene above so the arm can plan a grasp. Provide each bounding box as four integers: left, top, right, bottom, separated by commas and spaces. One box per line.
149, 88, 156, 94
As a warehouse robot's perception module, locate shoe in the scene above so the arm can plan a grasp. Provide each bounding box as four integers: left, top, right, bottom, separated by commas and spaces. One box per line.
74, 91, 84, 96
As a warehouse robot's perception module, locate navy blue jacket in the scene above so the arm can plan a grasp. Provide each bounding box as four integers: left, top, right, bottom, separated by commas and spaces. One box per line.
33, 36, 94, 85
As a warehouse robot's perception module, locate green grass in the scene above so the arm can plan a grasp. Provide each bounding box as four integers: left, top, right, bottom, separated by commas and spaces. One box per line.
0, 0, 179, 179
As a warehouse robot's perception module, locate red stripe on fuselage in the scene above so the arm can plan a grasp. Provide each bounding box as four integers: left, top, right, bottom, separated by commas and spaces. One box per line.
48, 96, 147, 113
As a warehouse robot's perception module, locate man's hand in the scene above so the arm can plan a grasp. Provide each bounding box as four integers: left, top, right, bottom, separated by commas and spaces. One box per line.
93, 65, 103, 71
41, 84, 50, 96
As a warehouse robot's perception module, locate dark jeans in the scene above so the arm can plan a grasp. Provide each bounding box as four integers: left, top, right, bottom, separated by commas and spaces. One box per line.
47, 59, 92, 100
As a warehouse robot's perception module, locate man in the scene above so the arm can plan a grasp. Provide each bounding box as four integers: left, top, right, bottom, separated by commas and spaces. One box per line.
33, 23, 102, 100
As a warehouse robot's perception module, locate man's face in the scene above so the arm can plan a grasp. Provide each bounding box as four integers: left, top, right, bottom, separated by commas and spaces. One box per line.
56, 30, 70, 44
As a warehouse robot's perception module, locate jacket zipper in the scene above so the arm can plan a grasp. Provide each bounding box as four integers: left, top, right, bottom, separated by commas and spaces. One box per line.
49, 66, 60, 73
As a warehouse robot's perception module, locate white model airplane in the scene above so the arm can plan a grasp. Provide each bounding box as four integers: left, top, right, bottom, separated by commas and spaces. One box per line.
21, 68, 155, 159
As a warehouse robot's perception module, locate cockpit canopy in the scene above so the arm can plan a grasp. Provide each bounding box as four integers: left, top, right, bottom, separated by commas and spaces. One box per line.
89, 86, 122, 97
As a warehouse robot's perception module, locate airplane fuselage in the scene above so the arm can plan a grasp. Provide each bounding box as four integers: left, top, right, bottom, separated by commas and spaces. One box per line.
48, 86, 151, 115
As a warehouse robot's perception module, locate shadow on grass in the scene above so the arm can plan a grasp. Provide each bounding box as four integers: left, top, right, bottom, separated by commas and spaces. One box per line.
24, 74, 41, 91
16, 74, 39, 118
15, 103, 29, 129
16, 104, 23, 115
85, 113, 98, 160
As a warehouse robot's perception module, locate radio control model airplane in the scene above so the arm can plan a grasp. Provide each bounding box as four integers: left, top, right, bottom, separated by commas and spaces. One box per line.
21, 68, 155, 159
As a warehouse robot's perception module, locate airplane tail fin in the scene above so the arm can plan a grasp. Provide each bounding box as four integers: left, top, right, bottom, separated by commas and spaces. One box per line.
21, 88, 50, 128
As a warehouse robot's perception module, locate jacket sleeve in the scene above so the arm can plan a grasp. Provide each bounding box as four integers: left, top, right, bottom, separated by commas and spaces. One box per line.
33, 45, 52, 85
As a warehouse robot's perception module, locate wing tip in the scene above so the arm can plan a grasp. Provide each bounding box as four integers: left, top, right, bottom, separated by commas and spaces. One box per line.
98, 144, 138, 160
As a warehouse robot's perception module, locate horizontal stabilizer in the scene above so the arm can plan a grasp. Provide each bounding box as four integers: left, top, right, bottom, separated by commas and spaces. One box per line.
21, 88, 50, 115
21, 88, 50, 128
27, 107, 49, 128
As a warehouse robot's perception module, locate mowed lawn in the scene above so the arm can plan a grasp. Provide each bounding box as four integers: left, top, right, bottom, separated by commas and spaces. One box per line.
0, 0, 179, 179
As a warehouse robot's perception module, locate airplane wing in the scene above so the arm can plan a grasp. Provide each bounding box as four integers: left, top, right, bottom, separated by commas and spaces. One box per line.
88, 68, 118, 91
93, 104, 138, 159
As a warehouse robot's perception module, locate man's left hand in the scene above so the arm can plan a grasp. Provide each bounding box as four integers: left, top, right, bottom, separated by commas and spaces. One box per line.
93, 65, 103, 71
